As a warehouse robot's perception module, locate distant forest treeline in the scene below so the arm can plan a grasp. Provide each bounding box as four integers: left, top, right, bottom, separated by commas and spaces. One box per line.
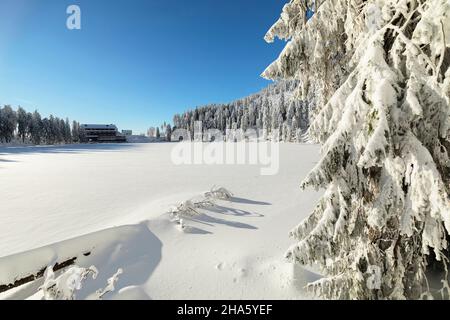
0, 105, 83, 145
172, 81, 312, 142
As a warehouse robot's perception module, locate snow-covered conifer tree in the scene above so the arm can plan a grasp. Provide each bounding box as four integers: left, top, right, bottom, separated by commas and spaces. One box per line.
262, 98, 271, 138
287, 102, 295, 126
283, 121, 291, 142
17, 107, 28, 143
271, 105, 280, 131
0, 106, 17, 143
264, 0, 450, 299
292, 116, 299, 142
241, 109, 249, 132
72, 121, 80, 143
64, 118, 72, 143
29, 111, 42, 145
166, 124, 172, 142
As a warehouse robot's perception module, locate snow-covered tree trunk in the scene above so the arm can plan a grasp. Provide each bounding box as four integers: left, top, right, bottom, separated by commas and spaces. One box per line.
264, 0, 450, 299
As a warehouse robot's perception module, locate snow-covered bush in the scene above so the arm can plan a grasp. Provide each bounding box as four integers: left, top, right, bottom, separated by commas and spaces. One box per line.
169, 187, 234, 230
40, 265, 98, 300
170, 200, 200, 218
170, 198, 215, 219
40, 265, 125, 300
95, 268, 123, 300
264, 0, 450, 299
204, 186, 234, 200
169, 198, 213, 231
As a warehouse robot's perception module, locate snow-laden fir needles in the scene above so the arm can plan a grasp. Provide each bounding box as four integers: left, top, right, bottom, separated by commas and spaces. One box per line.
264, 0, 450, 299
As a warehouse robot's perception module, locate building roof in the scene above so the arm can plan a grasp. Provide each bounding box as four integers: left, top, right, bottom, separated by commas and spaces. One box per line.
81, 124, 118, 130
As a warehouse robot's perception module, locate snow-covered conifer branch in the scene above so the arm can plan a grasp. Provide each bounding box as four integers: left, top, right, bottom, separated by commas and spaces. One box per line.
265, 0, 450, 299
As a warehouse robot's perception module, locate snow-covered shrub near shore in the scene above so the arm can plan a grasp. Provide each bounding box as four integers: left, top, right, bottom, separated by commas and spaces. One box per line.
40, 265, 98, 300
169, 186, 233, 229
264, 0, 450, 299
40, 265, 124, 300
204, 186, 234, 200
169, 199, 216, 218
94, 268, 123, 300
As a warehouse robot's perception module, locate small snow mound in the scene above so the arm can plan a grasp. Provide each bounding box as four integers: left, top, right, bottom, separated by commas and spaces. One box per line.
216, 262, 224, 270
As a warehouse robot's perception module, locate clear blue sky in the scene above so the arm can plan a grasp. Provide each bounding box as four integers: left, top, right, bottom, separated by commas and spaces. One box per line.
0, 0, 287, 134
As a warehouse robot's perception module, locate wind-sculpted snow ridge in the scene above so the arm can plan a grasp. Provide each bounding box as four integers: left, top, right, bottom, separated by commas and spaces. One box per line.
0, 224, 162, 300
265, 0, 450, 299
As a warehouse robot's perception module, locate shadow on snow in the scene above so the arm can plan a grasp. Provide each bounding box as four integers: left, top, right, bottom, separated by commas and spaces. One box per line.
181, 197, 271, 233
0, 143, 137, 156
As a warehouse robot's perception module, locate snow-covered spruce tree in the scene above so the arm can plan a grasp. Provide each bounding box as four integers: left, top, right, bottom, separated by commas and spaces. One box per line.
263, 0, 450, 299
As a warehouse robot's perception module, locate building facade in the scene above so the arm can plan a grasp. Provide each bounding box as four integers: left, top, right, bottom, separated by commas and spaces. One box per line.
122, 130, 133, 136
80, 124, 127, 143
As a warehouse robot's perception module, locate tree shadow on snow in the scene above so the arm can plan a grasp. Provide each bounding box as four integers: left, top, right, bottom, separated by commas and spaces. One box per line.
0, 143, 137, 156
291, 264, 322, 293
0, 158, 19, 169
229, 197, 271, 206
187, 213, 258, 230
180, 198, 267, 233
182, 225, 213, 235
209, 205, 264, 218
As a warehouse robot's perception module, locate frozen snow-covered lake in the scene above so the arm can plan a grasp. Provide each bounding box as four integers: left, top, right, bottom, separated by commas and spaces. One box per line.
0, 143, 322, 299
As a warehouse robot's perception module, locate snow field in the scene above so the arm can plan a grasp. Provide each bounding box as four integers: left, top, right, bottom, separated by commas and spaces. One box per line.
0, 142, 322, 299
